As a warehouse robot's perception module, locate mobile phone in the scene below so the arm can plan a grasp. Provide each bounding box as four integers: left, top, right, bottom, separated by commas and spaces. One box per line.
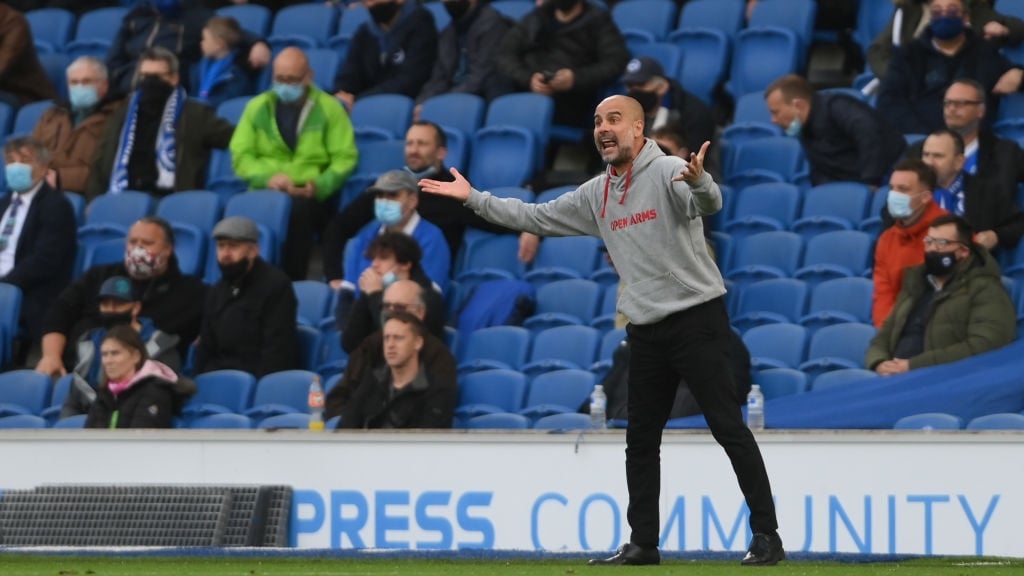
542, 70, 556, 82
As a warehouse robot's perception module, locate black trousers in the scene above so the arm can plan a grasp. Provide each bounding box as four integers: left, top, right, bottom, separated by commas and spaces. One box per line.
624, 297, 778, 549
283, 195, 328, 281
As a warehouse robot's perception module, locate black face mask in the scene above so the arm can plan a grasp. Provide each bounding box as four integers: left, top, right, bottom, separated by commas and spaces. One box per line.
369, 1, 401, 25
99, 312, 134, 330
627, 89, 659, 116
137, 74, 174, 108
924, 250, 959, 277
443, 0, 471, 21
552, 0, 580, 12
218, 259, 251, 283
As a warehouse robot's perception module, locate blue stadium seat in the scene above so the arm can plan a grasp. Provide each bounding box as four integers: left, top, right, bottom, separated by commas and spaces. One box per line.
521, 325, 601, 378
794, 230, 874, 287
726, 231, 803, 289
295, 325, 321, 372
420, 93, 487, 138
859, 184, 889, 235
590, 326, 626, 379
742, 323, 808, 370
613, 0, 677, 40
630, 42, 683, 82
721, 92, 780, 174
524, 279, 602, 333
0, 101, 13, 137
66, 7, 126, 59
293, 281, 332, 327
999, 92, 1024, 122
755, 368, 808, 400
244, 370, 318, 421
223, 191, 292, 265
966, 412, 1024, 430
799, 277, 874, 333
455, 234, 524, 289
80, 238, 126, 273
799, 323, 876, 382
707, 184, 736, 232
182, 370, 256, 421
10, 101, 54, 138
523, 236, 602, 286
727, 27, 800, 97
156, 190, 223, 235
484, 93, 553, 168
53, 414, 88, 428
351, 94, 414, 142
810, 368, 878, 392
216, 4, 272, 36
519, 369, 594, 422
465, 412, 529, 429
665, 28, 728, 106
708, 230, 733, 273
727, 137, 809, 191
590, 286, 620, 332
189, 413, 254, 429
306, 49, 341, 93
316, 326, 348, 380
749, 0, 816, 68
456, 369, 527, 422
64, 192, 86, 227
893, 412, 963, 430
0, 414, 47, 429
268, 3, 338, 49
326, 5, 371, 63
724, 182, 801, 241
792, 182, 873, 240
25, 9, 75, 54
40, 374, 72, 424
258, 413, 311, 429
458, 326, 532, 375
205, 149, 247, 202
469, 126, 537, 189
216, 96, 251, 124
676, 0, 744, 39
534, 185, 577, 205
0, 370, 51, 417
533, 412, 594, 430
854, 0, 897, 56
82, 191, 155, 233
489, 1, 534, 21
732, 278, 809, 334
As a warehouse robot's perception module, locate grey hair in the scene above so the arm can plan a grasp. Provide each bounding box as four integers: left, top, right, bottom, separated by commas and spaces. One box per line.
68, 56, 108, 81
3, 136, 51, 165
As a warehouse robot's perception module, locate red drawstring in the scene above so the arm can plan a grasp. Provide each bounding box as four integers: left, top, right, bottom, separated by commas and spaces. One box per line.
600, 164, 632, 219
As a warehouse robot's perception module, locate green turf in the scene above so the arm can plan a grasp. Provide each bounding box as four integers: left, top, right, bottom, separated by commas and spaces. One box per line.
0, 556, 1022, 576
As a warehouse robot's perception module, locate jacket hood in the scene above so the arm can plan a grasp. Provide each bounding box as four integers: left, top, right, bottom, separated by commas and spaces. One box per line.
132, 359, 178, 385
600, 138, 663, 218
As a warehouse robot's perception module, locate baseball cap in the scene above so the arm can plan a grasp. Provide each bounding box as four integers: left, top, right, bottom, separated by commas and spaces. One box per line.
98, 276, 135, 302
368, 170, 419, 196
622, 57, 664, 86
212, 216, 260, 243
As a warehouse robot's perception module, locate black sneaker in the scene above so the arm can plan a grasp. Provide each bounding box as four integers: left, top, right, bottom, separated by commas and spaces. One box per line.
741, 532, 785, 566
587, 543, 661, 566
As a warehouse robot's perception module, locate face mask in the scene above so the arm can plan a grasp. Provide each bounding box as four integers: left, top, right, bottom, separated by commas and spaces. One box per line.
99, 312, 134, 330
924, 250, 958, 277
4, 162, 34, 192
785, 117, 802, 138
887, 190, 914, 219
137, 74, 173, 108
272, 82, 305, 104
552, 0, 580, 11
124, 245, 165, 280
369, 1, 401, 25
153, 0, 181, 17
626, 89, 659, 116
374, 198, 404, 225
218, 258, 251, 283
443, 0, 471, 20
382, 271, 398, 288
404, 165, 434, 179
930, 15, 965, 40
69, 85, 100, 111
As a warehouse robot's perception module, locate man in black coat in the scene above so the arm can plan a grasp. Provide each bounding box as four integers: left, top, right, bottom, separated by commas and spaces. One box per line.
765, 74, 906, 187
0, 137, 77, 360
35, 216, 207, 376
195, 216, 298, 377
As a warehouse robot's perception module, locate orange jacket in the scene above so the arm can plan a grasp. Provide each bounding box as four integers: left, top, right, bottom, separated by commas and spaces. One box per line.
872, 201, 948, 327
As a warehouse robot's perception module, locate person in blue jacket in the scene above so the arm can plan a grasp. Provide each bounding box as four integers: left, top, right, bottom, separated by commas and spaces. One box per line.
191, 16, 252, 108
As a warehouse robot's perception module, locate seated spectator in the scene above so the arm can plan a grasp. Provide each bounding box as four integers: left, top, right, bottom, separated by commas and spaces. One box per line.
326, 279, 455, 420
651, 123, 689, 159
84, 325, 196, 429
341, 170, 451, 295
87, 47, 236, 199
873, 159, 948, 327
0, 137, 77, 361
192, 16, 252, 108
339, 310, 456, 429
195, 216, 298, 377
201, 1, 306, 12
866, 214, 1015, 375
765, 74, 906, 187
106, 0, 270, 96
622, 57, 718, 179
340, 235, 446, 353
333, 0, 438, 110
496, 0, 629, 129
35, 217, 207, 377
877, 0, 1024, 135
867, 0, 1024, 79
62, 276, 181, 418
322, 121, 524, 287
0, 3, 57, 109
414, 0, 514, 115
231, 47, 358, 280
30, 57, 120, 195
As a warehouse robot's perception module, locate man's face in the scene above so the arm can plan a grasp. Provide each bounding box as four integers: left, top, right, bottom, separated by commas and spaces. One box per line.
200, 28, 226, 58
137, 59, 179, 87
215, 238, 258, 266
929, 0, 965, 20
888, 170, 932, 216
125, 221, 173, 276
942, 83, 985, 133
382, 282, 426, 320
593, 99, 643, 166
382, 318, 423, 370
405, 125, 446, 173
67, 61, 108, 101
765, 89, 805, 130
272, 50, 311, 87
924, 222, 969, 262
377, 189, 418, 224
99, 299, 136, 315
921, 134, 965, 186
3, 146, 46, 185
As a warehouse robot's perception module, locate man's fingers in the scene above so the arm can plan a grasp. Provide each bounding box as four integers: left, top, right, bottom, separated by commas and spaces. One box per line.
450, 167, 464, 181
697, 140, 711, 159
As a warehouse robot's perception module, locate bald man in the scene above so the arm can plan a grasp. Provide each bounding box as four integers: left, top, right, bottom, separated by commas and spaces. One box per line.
230, 47, 359, 280
420, 95, 784, 566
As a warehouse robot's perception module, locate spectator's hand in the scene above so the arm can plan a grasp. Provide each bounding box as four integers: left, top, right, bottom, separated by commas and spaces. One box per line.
358, 268, 384, 294
232, 0, 250, 4
329, 279, 344, 291
336, 91, 356, 110
518, 232, 539, 263
45, 169, 58, 189
984, 21, 1010, 40
746, 0, 759, 21
412, 104, 423, 122
548, 69, 575, 92
419, 167, 471, 202
993, 68, 1023, 95
529, 73, 554, 95
875, 359, 910, 376
248, 42, 271, 69
267, 173, 291, 191
671, 141, 711, 184
35, 355, 66, 377
976, 230, 999, 251
287, 181, 316, 198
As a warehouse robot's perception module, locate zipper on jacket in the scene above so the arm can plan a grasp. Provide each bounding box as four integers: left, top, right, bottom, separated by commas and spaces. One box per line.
109, 410, 120, 429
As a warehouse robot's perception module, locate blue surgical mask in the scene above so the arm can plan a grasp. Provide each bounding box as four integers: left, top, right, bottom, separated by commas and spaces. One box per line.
4, 162, 34, 192
785, 117, 802, 138
887, 190, 914, 219
69, 85, 99, 111
930, 15, 965, 40
382, 271, 398, 288
272, 82, 305, 104
374, 198, 404, 225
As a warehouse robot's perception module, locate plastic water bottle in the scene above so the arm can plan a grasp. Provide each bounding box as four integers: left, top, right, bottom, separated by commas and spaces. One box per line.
308, 376, 325, 431
590, 385, 607, 430
747, 384, 765, 431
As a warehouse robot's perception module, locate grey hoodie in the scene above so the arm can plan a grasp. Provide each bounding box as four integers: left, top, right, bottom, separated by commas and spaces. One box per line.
465, 138, 725, 324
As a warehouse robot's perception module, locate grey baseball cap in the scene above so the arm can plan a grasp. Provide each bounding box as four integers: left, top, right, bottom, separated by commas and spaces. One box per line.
368, 169, 419, 195
212, 216, 260, 243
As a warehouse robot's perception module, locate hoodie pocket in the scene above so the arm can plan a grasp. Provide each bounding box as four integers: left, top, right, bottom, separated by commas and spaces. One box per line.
620, 272, 701, 322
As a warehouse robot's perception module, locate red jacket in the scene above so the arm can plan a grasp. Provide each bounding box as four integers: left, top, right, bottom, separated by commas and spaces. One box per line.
872, 201, 948, 327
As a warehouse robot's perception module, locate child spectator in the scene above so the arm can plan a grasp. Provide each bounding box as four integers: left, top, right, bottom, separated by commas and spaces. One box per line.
193, 16, 251, 107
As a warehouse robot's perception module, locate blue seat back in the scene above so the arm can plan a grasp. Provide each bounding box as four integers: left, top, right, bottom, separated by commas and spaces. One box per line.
458, 369, 527, 412
216, 4, 272, 36
742, 323, 807, 368
420, 93, 486, 137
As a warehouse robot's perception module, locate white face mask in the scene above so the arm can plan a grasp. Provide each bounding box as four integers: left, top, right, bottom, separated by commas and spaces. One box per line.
887, 190, 915, 219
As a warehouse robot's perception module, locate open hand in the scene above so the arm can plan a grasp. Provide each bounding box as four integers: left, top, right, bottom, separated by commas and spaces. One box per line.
671, 141, 711, 184
419, 167, 472, 202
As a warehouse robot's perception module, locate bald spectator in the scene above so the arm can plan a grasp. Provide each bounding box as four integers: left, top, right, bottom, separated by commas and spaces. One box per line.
0, 3, 57, 108
231, 47, 358, 280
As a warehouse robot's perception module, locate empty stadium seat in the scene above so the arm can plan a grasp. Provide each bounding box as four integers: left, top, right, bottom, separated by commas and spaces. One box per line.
484, 93, 553, 168
306, 49, 341, 93
799, 322, 876, 381
456, 369, 527, 422
524, 279, 602, 333
666, 28, 729, 106
293, 281, 332, 327
792, 182, 873, 240
521, 325, 601, 378
854, 0, 897, 56
732, 278, 809, 334
419, 93, 487, 138
893, 412, 963, 430
809, 368, 878, 392
326, 5, 371, 62
457, 326, 532, 375
0, 414, 47, 429
244, 370, 318, 421
258, 413, 311, 429
748, 0, 816, 68
465, 412, 529, 429
0, 284, 21, 367
613, 0, 677, 40
455, 234, 525, 289
799, 277, 874, 333
724, 182, 802, 241
189, 413, 254, 429
216, 4, 272, 36
966, 412, 1024, 430
80, 238, 126, 273
267, 4, 338, 49
742, 323, 808, 370
52, 414, 87, 428
533, 412, 594, 430
40, 374, 73, 424
182, 370, 256, 421
755, 368, 808, 400
489, 1, 534, 21
727, 27, 800, 97
25, 8, 75, 54
351, 94, 414, 142
794, 230, 874, 287
523, 236, 602, 286
519, 369, 595, 422
0, 370, 51, 417
82, 191, 155, 233
66, 7, 127, 59
223, 191, 291, 265
676, 0, 744, 39
726, 231, 803, 289
727, 137, 809, 190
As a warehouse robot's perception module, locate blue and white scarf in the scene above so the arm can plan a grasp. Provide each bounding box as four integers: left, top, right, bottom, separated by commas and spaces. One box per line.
108, 85, 186, 194
933, 171, 965, 216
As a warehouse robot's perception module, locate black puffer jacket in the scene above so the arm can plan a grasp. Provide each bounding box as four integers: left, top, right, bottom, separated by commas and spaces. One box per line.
85, 360, 196, 429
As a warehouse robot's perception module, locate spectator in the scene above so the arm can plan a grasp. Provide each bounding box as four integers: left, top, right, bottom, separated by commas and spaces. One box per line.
192, 16, 252, 108
877, 0, 1024, 135
322, 121, 525, 287
30, 57, 120, 195
231, 47, 358, 280
872, 159, 948, 328
35, 217, 207, 377
622, 57, 719, 179
195, 216, 298, 377
84, 325, 196, 429
496, 0, 629, 129
866, 214, 1015, 375
0, 137, 77, 359
62, 276, 181, 418
0, 2, 57, 108
201, 1, 307, 12
326, 279, 455, 420
87, 47, 236, 199
651, 123, 688, 158
341, 170, 451, 296
106, 0, 270, 96
339, 310, 456, 429
765, 74, 906, 187
340, 232, 446, 353
867, 0, 1024, 79
333, 0, 438, 110
414, 0, 514, 114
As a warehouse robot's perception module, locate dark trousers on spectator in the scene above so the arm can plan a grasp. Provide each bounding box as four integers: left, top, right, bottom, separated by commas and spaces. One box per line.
283, 195, 327, 281
624, 297, 778, 549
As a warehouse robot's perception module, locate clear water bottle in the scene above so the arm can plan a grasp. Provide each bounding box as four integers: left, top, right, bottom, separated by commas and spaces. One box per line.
590, 384, 607, 430
747, 384, 765, 431
308, 376, 325, 431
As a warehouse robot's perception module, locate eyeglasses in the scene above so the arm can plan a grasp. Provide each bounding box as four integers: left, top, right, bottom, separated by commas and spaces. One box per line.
382, 302, 422, 313
923, 237, 962, 249
943, 99, 982, 109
